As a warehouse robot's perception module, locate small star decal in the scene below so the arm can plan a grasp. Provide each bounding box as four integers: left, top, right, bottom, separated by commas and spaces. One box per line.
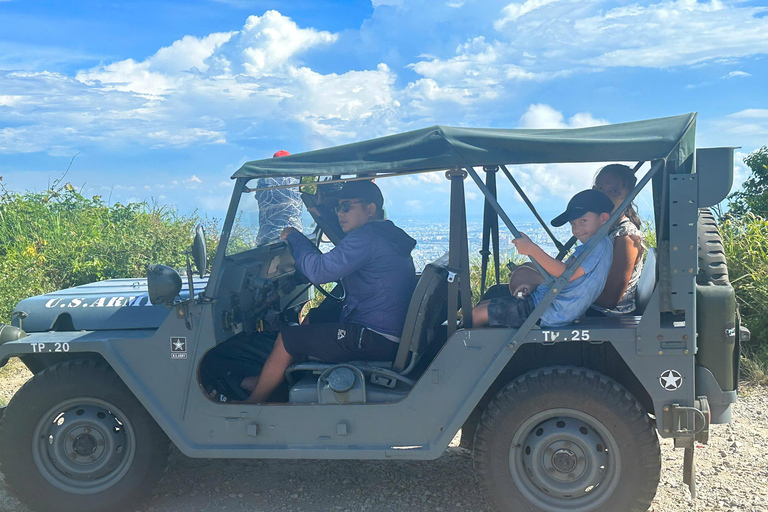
171, 337, 186, 352
659, 369, 683, 390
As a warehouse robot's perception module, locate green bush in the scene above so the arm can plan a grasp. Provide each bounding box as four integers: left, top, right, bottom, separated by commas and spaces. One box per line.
720, 213, 768, 360
0, 182, 203, 323
728, 146, 768, 217
469, 252, 527, 305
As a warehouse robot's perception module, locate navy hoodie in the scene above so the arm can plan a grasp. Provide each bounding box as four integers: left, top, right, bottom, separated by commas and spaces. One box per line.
286, 220, 417, 337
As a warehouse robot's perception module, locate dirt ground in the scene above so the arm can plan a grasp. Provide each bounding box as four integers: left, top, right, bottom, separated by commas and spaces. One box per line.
1, 358, 767, 512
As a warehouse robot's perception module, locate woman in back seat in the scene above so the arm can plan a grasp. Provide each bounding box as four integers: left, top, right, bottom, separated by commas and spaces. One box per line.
589, 164, 646, 315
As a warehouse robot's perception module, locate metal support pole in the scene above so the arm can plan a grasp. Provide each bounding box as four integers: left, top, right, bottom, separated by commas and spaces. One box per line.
464, 166, 554, 286
499, 165, 564, 252
480, 166, 501, 295
446, 169, 472, 338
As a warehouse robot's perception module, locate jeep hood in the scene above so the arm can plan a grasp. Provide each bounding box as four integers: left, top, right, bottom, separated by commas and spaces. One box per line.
12, 276, 208, 332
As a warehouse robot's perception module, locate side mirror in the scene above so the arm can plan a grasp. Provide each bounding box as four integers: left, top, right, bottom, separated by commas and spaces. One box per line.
193, 224, 207, 278
147, 264, 182, 306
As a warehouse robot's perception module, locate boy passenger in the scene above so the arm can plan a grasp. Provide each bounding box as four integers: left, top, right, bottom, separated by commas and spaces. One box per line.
473, 190, 615, 328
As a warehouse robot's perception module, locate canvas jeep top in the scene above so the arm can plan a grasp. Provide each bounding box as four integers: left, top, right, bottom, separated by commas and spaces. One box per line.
0, 112, 744, 512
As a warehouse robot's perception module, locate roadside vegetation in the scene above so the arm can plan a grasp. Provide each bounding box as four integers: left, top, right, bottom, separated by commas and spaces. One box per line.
0, 178, 202, 323
725, 146, 768, 383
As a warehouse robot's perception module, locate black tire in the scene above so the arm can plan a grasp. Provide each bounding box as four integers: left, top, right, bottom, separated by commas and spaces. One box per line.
697, 208, 729, 285
473, 366, 660, 512
0, 359, 169, 512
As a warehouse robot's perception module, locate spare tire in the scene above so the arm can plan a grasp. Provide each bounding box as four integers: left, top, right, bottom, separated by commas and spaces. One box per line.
697, 208, 729, 285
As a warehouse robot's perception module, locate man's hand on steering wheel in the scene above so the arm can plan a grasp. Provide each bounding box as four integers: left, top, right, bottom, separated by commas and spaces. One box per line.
280, 227, 299, 240
282, 226, 346, 301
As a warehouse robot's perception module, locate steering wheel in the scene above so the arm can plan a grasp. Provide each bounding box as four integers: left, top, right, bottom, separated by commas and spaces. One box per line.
313, 280, 346, 302
291, 265, 346, 303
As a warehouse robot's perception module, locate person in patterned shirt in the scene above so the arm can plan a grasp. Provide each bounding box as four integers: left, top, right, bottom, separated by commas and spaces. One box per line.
254, 150, 303, 246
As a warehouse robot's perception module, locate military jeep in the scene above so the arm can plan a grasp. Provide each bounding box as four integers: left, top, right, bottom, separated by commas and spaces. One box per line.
0, 113, 745, 512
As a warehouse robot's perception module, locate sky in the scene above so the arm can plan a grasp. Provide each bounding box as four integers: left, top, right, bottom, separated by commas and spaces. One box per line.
1, 0, 767, 223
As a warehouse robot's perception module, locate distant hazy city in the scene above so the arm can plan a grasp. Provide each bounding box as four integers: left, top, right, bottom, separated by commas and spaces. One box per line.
389, 218, 572, 270
302, 211, 572, 271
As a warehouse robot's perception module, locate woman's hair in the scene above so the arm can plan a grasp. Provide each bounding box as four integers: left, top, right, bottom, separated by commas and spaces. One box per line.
595, 164, 642, 228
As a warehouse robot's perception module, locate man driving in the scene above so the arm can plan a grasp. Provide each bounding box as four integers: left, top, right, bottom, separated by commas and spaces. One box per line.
237, 180, 417, 403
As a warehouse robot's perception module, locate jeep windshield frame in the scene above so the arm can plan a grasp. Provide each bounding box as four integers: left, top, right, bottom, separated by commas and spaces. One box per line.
208, 113, 698, 336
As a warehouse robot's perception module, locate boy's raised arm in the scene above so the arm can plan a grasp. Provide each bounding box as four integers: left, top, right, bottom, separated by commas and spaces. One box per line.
512, 234, 585, 282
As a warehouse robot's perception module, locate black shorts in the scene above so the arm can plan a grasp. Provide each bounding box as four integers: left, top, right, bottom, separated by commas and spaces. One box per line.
281, 303, 399, 363
487, 294, 536, 328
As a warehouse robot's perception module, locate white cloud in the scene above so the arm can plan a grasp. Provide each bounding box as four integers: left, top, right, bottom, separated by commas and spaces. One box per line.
732, 150, 750, 193
397, 0, 768, 117
409, 37, 536, 86
77, 32, 234, 98
728, 109, 768, 119
487, 0, 768, 72
495, 0, 562, 29
185, 175, 203, 187
576, 1, 768, 68
723, 71, 751, 79
236, 11, 337, 75
0, 11, 399, 156
0, 95, 23, 107
700, 109, 768, 178
403, 37, 539, 119
519, 103, 608, 129
722, 110, 768, 140
151, 33, 236, 73
417, 172, 447, 184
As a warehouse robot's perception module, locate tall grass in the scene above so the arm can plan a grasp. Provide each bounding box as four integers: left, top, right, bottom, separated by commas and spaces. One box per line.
469, 252, 529, 304
720, 213, 768, 362
0, 182, 201, 323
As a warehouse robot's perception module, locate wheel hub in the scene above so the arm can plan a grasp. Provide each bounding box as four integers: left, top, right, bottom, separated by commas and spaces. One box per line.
512, 413, 617, 507
72, 433, 98, 457
552, 448, 577, 473
32, 398, 136, 494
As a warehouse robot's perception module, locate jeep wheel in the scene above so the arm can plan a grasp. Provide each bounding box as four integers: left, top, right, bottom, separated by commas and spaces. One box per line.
697, 208, 729, 285
473, 367, 660, 512
0, 359, 169, 512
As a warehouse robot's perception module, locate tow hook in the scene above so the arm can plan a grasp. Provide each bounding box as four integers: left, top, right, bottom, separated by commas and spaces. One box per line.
667, 397, 710, 499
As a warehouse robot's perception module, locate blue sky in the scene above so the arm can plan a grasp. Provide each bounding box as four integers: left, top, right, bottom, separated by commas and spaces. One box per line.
1, 0, 767, 222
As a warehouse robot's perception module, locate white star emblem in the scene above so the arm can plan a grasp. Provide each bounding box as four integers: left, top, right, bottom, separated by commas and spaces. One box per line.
173, 340, 185, 351
659, 369, 683, 390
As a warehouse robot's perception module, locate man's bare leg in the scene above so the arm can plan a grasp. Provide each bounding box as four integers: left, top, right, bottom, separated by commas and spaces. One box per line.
241, 375, 259, 394
239, 334, 293, 404
473, 301, 490, 327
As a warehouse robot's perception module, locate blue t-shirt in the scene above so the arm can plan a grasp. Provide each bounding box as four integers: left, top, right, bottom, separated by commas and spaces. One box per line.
532, 236, 613, 327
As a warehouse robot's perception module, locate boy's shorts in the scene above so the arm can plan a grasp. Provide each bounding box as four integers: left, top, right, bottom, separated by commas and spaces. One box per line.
487, 294, 536, 328
281, 304, 399, 363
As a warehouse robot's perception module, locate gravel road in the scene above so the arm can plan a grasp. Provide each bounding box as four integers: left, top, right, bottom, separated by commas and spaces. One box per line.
2, 385, 767, 512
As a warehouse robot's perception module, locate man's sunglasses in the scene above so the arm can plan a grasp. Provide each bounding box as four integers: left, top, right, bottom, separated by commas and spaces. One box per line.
335, 200, 365, 213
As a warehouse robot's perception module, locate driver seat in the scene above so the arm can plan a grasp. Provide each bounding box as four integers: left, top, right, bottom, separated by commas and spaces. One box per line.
285, 254, 450, 404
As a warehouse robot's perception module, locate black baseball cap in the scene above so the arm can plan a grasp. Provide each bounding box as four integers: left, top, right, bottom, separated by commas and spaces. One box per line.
551, 189, 614, 227
336, 180, 384, 210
